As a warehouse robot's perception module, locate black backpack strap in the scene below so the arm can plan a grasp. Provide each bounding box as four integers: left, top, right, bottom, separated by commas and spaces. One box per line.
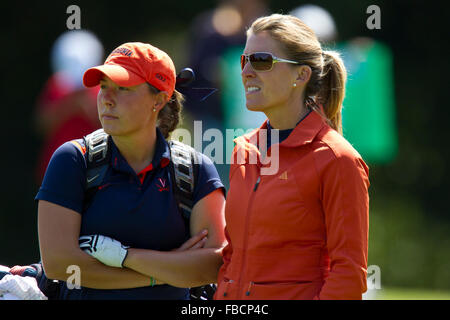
168, 140, 199, 222
168, 140, 216, 300
38, 130, 111, 299
82, 129, 111, 210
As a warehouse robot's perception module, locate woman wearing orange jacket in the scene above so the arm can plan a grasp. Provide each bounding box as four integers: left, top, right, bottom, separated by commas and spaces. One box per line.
215, 14, 370, 300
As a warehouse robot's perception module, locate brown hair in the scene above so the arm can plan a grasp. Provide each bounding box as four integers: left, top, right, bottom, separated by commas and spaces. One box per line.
247, 14, 347, 134
148, 85, 184, 139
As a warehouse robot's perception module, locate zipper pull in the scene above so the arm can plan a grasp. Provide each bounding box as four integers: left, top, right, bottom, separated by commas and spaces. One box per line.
223, 279, 234, 297
245, 281, 254, 296
253, 176, 261, 191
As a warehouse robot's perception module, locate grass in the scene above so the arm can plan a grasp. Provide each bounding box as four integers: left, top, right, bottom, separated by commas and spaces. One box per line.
363, 287, 450, 300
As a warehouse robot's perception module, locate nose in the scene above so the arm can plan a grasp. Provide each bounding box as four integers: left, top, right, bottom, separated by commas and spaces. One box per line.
241, 58, 256, 79
99, 87, 115, 109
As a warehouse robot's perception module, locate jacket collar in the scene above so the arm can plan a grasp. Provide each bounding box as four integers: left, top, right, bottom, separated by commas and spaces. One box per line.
241, 110, 327, 149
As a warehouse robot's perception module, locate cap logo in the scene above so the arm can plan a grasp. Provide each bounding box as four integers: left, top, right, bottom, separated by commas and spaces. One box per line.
110, 47, 133, 57
155, 73, 166, 82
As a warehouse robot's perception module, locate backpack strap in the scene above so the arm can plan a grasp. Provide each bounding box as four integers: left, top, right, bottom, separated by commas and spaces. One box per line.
168, 140, 215, 300
83, 129, 111, 209
168, 140, 199, 222
82, 131, 199, 220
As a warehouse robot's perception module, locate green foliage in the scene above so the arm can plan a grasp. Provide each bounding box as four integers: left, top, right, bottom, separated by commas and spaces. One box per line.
371, 287, 450, 300
368, 194, 450, 290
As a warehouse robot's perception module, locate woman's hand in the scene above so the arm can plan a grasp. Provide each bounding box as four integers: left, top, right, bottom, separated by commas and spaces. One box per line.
79, 235, 129, 268
174, 229, 208, 251
79, 230, 207, 268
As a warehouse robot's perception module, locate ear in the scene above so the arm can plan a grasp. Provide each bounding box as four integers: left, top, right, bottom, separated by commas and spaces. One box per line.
295, 65, 312, 85
153, 91, 170, 112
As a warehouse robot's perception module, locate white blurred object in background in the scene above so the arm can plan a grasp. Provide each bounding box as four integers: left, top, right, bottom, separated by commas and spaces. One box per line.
51, 30, 104, 89
289, 4, 337, 42
0, 274, 47, 300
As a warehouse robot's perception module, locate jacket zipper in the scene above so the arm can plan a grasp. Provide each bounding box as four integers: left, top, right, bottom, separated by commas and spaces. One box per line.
238, 175, 260, 299
253, 176, 261, 191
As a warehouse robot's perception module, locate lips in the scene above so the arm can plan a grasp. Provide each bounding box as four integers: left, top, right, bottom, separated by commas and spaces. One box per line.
101, 114, 118, 120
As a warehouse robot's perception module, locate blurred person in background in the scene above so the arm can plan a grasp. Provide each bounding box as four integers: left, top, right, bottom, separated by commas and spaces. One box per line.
187, 0, 269, 124
215, 14, 370, 300
34, 30, 103, 183
186, 0, 270, 189
290, 4, 397, 165
36, 42, 226, 299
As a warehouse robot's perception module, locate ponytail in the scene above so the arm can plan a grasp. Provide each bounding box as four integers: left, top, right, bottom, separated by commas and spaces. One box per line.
157, 89, 184, 139
315, 50, 347, 135
147, 84, 184, 139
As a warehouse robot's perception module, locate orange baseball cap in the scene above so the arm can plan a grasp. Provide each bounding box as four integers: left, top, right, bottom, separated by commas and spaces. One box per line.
83, 42, 176, 97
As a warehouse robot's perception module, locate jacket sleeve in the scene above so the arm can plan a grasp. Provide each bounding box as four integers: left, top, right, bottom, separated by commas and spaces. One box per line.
317, 153, 370, 300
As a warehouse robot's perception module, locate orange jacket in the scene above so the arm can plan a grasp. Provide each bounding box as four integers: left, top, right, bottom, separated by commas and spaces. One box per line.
215, 110, 370, 300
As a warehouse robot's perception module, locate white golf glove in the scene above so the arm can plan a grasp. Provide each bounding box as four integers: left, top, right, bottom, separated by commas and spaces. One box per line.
79, 235, 129, 268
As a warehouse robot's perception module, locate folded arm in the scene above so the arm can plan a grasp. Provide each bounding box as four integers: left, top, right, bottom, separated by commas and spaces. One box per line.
38, 200, 151, 289
122, 189, 226, 288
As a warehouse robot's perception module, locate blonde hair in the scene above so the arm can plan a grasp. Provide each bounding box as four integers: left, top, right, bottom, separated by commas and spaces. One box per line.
248, 14, 347, 134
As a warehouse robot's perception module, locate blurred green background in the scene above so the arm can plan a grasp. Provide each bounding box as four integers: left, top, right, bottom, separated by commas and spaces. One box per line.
1, 0, 448, 299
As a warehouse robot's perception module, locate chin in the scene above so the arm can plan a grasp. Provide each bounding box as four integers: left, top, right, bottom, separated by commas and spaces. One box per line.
246, 101, 266, 112
101, 124, 123, 136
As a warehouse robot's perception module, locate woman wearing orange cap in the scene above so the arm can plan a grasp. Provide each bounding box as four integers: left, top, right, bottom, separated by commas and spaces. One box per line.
36, 42, 226, 299
215, 14, 370, 300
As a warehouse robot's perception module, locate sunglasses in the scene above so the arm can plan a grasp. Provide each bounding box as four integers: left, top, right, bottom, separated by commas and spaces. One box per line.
240, 52, 301, 72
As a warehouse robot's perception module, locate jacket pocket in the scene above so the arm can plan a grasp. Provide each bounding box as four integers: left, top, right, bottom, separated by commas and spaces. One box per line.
245, 280, 322, 300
